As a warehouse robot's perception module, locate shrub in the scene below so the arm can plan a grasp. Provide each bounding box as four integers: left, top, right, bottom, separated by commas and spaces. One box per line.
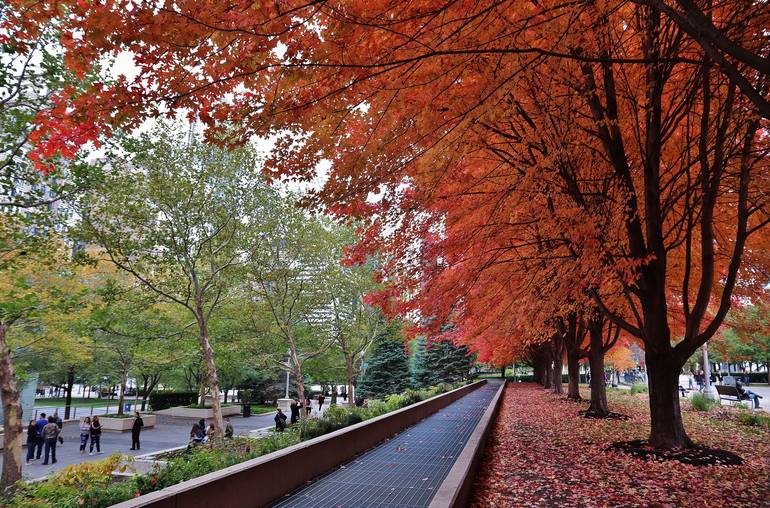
8, 454, 131, 508
385, 394, 405, 412
630, 384, 648, 395
323, 406, 349, 432
148, 391, 197, 410
690, 393, 720, 411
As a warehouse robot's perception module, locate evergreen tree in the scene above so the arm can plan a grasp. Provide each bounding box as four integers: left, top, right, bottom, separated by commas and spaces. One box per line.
412, 338, 474, 388
357, 323, 410, 398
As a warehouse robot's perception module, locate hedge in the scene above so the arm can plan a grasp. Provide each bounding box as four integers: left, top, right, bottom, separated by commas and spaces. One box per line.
149, 391, 198, 410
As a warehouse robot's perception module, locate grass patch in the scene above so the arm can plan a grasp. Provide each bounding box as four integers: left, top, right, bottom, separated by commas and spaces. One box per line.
34, 398, 121, 408
249, 404, 275, 414
630, 384, 648, 395
736, 411, 770, 428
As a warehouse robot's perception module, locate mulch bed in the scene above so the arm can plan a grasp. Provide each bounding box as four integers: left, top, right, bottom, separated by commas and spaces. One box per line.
471, 383, 770, 507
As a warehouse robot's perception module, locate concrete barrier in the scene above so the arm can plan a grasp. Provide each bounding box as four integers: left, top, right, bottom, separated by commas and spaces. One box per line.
154, 406, 241, 418
110, 380, 487, 508
428, 380, 506, 508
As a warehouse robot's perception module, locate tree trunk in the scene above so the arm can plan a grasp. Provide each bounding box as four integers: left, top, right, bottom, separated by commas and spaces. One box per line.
551, 336, 564, 395
500, 365, 506, 378
552, 359, 563, 395
566, 349, 582, 400
117, 370, 128, 416
64, 367, 75, 420
0, 324, 23, 489
543, 359, 553, 390
290, 351, 306, 420
196, 309, 223, 434
646, 350, 690, 448
587, 325, 609, 417
344, 354, 355, 407
331, 388, 337, 406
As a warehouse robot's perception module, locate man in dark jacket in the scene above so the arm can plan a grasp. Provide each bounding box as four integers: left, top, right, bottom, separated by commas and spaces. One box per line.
130, 411, 144, 450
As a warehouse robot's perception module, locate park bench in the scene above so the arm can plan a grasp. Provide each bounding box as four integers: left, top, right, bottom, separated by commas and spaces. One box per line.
715, 384, 746, 405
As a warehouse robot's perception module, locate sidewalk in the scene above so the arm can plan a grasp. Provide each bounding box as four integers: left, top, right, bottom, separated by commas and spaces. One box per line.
9, 413, 276, 480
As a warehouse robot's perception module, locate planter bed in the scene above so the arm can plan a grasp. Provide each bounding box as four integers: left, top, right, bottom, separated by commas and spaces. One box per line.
82, 414, 157, 431
155, 405, 240, 419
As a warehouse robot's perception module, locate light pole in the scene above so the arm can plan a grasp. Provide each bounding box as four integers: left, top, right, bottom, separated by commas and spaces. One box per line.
702, 343, 719, 400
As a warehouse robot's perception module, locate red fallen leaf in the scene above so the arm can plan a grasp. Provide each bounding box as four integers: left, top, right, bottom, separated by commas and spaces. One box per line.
471, 384, 770, 508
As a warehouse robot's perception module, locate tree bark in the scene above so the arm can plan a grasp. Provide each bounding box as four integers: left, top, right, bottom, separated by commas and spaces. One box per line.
566, 349, 582, 400
0, 324, 23, 489
543, 358, 553, 390
196, 307, 223, 434
117, 370, 128, 416
64, 367, 75, 420
587, 323, 609, 417
551, 335, 564, 395
646, 350, 690, 448
344, 354, 355, 407
290, 348, 306, 420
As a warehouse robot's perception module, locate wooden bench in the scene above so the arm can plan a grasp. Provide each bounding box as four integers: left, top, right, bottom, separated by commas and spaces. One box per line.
715, 384, 746, 405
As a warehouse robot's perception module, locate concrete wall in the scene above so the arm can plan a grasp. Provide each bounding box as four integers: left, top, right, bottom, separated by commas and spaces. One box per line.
111, 380, 486, 508
428, 380, 506, 508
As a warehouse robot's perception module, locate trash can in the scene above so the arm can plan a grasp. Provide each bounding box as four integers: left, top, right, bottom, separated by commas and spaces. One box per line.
242, 404, 251, 418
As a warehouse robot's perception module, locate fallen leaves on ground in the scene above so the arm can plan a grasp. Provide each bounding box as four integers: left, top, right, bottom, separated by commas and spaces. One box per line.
472, 384, 770, 507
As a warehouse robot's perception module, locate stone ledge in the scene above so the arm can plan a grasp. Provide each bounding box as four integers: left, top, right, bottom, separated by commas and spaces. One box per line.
110, 380, 486, 508
427, 380, 506, 508
153, 406, 241, 419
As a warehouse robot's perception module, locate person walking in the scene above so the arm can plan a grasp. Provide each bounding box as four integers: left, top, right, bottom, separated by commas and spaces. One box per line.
290, 401, 300, 424
224, 417, 234, 439
89, 415, 102, 455
317, 394, 325, 414
53, 411, 63, 429
274, 408, 287, 432
34, 413, 47, 460
130, 411, 144, 450
41, 416, 61, 465
79, 417, 91, 454
304, 396, 312, 416
25, 419, 37, 464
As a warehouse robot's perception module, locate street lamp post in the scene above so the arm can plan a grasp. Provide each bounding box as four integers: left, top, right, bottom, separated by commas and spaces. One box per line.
702, 343, 719, 400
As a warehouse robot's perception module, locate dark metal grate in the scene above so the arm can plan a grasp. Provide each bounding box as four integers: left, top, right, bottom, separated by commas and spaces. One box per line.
270, 381, 501, 508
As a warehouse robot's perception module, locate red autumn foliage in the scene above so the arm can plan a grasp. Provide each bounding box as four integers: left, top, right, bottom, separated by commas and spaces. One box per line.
9, 0, 770, 449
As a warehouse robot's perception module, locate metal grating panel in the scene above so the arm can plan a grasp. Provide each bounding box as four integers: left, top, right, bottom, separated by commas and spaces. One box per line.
270, 381, 501, 508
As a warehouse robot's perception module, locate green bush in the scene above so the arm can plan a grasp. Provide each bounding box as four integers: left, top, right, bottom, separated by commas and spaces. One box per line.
630, 384, 648, 395
148, 391, 197, 410
690, 393, 720, 411
323, 406, 350, 432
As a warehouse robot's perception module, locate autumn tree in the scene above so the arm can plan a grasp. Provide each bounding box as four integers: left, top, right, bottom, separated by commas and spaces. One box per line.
13, 0, 770, 451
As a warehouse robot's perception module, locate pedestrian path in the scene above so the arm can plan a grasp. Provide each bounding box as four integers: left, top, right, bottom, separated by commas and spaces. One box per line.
271, 380, 502, 508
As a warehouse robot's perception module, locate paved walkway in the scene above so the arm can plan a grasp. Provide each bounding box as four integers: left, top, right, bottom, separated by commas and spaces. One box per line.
12, 413, 276, 480
271, 381, 502, 508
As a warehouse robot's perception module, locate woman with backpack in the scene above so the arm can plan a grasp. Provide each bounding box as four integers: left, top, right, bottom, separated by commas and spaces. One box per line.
89, 415, 102, 455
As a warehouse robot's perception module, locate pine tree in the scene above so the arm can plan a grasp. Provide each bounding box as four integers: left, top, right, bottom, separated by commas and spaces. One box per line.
411, 338, 474, 388
357, 323, 411, 399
